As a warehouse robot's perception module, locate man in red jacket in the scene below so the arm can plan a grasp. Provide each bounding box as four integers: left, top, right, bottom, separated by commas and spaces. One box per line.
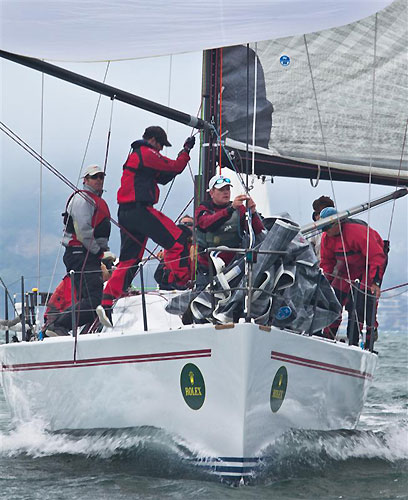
319, 207, 387, 346
195, 174, 264, 287
98, 126, 195, 326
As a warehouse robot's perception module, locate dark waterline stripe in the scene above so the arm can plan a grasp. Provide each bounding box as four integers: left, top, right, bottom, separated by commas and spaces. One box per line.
271, 351, 372, 380
2, 349, 212, 372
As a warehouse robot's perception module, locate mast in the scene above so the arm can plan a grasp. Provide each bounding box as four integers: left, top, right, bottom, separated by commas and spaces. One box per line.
0, 49, 209, 131
199, 49, 220, 202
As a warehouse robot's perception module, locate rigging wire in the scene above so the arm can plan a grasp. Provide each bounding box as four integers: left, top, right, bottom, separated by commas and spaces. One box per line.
103, 94, 115, 173
37, 70, 45, 294
251, 43, 258, 178
303, 34, 357, 331
219, 48, 223, 171
381, 282, 408, 294
387, 118, 408, 241
0, 275, 19, 316
0, 120, 160, 262
45, 62, 112, 315
76, 61, 111, 185
303, 35, 322, 188
363, 13, 378, 340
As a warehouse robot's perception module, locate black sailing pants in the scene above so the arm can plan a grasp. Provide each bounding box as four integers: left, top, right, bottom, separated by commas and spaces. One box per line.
53, 246, 103, 330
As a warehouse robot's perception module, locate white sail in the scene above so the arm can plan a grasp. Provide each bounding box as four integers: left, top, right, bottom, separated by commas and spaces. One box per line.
2, 0, 393, 62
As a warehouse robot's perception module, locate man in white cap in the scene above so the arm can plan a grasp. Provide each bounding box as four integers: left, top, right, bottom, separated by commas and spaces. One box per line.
46, 164, 113, 336
195, 174, 264, 286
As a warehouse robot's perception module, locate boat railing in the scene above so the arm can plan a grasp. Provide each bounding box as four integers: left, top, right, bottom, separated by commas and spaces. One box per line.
2, 256, 378, 353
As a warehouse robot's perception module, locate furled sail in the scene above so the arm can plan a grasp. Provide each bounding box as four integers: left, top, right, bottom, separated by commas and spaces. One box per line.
2, 0, 393, 62
221, 0, 408, 185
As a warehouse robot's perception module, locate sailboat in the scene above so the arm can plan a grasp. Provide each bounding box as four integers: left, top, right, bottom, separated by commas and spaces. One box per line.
1, 0, 407, 482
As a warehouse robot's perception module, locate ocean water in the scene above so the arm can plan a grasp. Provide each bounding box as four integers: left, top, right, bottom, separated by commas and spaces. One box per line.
0, 331, 407, 500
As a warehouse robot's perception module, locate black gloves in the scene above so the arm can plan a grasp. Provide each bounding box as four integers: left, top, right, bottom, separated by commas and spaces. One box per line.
183, 136, 196, 153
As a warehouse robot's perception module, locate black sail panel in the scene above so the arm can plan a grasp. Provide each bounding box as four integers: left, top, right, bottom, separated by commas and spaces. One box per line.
220, 0, 408, 185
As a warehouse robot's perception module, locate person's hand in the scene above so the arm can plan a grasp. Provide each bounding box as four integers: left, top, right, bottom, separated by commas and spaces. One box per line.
183, 136, 196, 153
102, 251, 116, 262
100, 262, 111, 282
247, 197, 256, 214
232, 194, 250, 209
371, 283, 381, 298
189, 244, 197, 263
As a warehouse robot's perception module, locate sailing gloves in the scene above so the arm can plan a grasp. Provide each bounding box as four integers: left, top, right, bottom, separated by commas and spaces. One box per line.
183, 136, 196, 153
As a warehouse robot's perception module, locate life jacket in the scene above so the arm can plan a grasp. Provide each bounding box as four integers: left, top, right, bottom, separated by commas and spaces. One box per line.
44, 275, 77, 324
63, 189, 111, 246
196, 208, 241, 249
120, 146, 158, 204
118, 141, 187, 205
321, 220, 386, 291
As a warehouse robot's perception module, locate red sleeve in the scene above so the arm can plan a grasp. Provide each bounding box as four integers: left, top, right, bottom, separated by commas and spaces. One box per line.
350, 225, 386, 285
320, 233, 336, 280
141, 147, 189, 174
195, 203, 232, 231
252, 213, 265, 234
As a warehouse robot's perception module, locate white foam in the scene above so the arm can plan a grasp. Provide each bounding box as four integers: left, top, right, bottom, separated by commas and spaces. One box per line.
0, 420, 191, 459
263, 422, 408, 465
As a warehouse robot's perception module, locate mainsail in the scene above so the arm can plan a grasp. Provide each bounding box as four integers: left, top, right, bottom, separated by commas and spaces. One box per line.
220, 0, 408, 185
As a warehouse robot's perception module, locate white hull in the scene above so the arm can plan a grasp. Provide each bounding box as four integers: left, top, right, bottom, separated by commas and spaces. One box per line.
0, 318, 376, 479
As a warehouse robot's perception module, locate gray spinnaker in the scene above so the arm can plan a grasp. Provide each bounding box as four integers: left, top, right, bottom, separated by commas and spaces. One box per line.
166, 216, 342, 332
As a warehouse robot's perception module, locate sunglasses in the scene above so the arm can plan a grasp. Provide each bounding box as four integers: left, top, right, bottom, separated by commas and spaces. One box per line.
181, 221, 194, 227
214, 177, 231, 185
323, 223, 335, 232
88, 173, 105, 180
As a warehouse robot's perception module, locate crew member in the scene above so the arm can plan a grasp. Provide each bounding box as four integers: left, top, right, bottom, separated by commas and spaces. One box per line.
98, 126, 195, 326
154, 215, 194, 290
195, 174, 264, 286
310, 195, 335, 262
319, 207, 387, 347
47, 164, 112, 336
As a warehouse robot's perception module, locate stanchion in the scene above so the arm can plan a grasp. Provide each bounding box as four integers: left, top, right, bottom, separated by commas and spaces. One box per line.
139, 264, 148, 332
21, 276, 26, 342
4, 286, 9, 344
70, 270, 78, 361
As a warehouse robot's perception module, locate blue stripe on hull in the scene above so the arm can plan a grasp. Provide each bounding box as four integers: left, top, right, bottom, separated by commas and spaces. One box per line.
189, 456, 261, 478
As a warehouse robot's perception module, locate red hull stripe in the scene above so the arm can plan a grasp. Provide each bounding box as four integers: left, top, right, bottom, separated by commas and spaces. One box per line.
2, 349, 211, 372
271, 351, 372, 380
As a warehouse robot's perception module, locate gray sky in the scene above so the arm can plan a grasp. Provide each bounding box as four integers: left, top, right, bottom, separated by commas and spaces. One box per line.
0, 52, 407, 308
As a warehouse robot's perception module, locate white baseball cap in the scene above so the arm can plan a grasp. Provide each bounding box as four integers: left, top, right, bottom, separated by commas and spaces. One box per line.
82, 164, 105, 178
207, 174, 233, 192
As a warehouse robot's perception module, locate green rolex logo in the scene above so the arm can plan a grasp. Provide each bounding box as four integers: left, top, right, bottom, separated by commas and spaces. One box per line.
180, 363, 206, 410
270, 366, 288, 413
